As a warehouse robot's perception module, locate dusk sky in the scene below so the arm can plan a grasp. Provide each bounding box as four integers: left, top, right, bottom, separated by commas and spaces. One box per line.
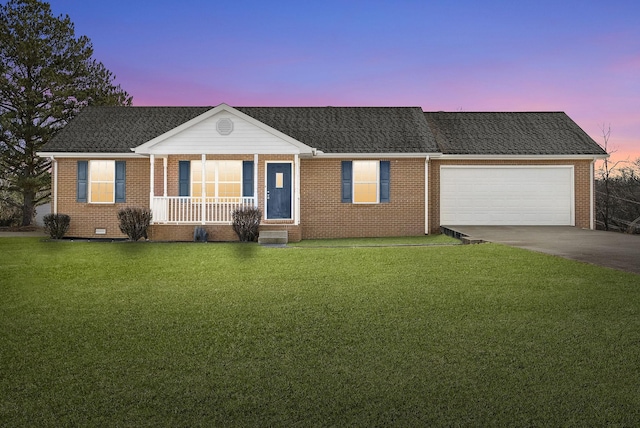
46, 0, 639, 163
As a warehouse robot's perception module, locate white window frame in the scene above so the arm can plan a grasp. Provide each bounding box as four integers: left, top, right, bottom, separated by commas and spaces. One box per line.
190, 160, 243, 199
352, 160, 380, 204
89, 160, 115, 204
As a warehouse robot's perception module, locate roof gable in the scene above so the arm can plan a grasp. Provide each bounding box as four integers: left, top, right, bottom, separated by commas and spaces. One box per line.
134, 104, 315, 155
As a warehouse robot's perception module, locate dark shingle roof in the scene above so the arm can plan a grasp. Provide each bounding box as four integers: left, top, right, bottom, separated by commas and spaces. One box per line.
424, 112, 607, 155
43, 106, 212, 152
236, 107, 438, 153
42, 106, 439, 154
42, 106, 605, 157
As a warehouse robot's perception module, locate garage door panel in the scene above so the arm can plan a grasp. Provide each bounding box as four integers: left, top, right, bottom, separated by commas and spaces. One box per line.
440, 166, 574, 226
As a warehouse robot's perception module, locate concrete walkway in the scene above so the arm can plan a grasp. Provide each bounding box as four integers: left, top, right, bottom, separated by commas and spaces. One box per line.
445, 226, 640, 275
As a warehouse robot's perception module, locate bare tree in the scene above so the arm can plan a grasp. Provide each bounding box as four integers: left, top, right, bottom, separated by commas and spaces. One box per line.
595, 124, 626, 231
595, 125, 640, 232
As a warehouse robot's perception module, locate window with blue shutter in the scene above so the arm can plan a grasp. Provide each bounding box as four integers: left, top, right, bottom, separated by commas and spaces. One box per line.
115, 161, 126, 203
178, 161, 190, 196
341, 161, 352, 203
77, 161, 88, 202
242, 161, 254, 197
342, 160, 390, 204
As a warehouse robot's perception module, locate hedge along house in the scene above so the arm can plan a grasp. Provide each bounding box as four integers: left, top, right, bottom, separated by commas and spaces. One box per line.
37, 103, 607, 241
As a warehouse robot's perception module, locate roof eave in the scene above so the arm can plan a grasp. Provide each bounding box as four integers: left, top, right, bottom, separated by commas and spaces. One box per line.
437, 153, 609, 160
37, 151, 146, 159
314, 152, 441, 158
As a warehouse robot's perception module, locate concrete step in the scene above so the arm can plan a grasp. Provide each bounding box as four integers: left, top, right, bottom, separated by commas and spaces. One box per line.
258, 230, 288, 245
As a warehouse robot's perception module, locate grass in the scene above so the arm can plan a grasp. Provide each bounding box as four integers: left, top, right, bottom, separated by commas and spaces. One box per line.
1, 237, 639, 426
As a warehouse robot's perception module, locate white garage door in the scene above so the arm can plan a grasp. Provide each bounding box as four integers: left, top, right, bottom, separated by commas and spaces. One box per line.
440, 166, 574, 226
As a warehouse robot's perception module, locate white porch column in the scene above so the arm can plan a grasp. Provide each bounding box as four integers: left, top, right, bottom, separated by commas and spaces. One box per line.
295, 154, 300, 225
424, 156, 429, 235
253, 154, 259, 208
163, 157, 168, 197
201, 154, 206, 225
149, 154, 155, 210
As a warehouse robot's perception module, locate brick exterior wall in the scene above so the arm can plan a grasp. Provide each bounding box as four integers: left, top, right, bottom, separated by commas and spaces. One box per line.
55, 158, 149, 239
299, 158, 426, 239
53, 155, 594, 241
428, 159, 594, 233
147, 224, 301, 242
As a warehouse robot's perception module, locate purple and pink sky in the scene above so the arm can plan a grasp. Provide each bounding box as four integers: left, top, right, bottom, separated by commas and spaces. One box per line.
47, 0, 639, 162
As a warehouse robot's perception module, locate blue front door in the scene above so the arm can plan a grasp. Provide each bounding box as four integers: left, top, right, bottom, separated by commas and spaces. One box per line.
267, 163, 292, 219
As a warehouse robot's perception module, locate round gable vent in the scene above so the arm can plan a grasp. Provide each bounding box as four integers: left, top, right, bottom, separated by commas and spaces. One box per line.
216, 118, 234, 135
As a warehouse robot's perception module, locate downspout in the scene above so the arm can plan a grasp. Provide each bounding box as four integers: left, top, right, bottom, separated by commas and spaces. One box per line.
424, 156, 430, 235
51, 156, 58, 215
293, 154, 300, 226
590, 159, 595, 230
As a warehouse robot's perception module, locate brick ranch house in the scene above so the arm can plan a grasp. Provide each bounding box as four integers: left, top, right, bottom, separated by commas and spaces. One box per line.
37, 103, 607, 241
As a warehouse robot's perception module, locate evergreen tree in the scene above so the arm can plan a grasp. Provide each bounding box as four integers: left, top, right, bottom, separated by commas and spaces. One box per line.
0, 0, 132, 226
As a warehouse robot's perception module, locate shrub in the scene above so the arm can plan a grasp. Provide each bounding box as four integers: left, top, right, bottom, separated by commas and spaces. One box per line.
0, 203, 21, 227
232, 207, 262, 242
194, 226, 208, 242
43, 214, 70, 239
117, 207, 152, 241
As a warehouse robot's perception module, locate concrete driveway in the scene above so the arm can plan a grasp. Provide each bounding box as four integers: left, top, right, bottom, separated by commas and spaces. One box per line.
446, 226, 640, 275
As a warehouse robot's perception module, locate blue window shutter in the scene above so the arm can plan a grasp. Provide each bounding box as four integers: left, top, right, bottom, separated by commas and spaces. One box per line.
242, 161, 254, 197
178, 161, 190, 196
380, 161, 390, 203
341, 161, 352, 203
77, 160, 88, 202
115, 161, 126, 203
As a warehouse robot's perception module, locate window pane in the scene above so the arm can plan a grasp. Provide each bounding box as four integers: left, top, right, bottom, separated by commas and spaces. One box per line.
89, 161, 115, 203
219, 161, 242, 181
204, 161, 216, 182
192, 182, 202, 196
352, 161, 378, 203
191, 160, 203, 182
354, 183, 377, 203
90, 160, 114, 181
205, 183, 216, 196
218, 183, 241, 198
191, 160, 242, 198
353, 161, 377, 182
90, 182, 114, 203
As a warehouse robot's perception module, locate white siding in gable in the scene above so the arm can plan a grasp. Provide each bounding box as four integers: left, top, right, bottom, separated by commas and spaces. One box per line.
147, 112, 302, 154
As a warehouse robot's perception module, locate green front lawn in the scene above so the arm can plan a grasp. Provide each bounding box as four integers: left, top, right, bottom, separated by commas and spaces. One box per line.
1, 238, 639, 426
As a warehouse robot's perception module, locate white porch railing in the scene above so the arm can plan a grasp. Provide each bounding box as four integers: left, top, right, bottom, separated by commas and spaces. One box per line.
151, 197, 257, 224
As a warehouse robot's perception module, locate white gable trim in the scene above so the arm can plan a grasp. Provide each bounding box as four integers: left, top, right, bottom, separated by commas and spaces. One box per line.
133, 103, 315, 155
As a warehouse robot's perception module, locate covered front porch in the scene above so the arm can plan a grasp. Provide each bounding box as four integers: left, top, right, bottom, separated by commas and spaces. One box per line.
146, 153, 301, 226
132, 103, 316, 230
